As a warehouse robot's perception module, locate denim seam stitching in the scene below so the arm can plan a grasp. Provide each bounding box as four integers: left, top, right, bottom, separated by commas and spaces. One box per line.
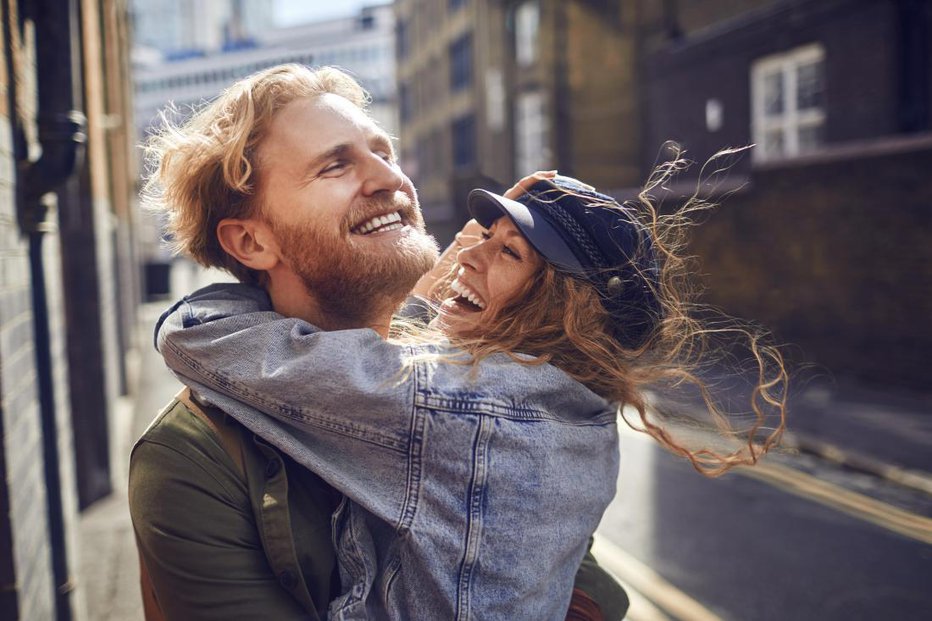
331, 500, 368, 616
415, 392, 615, 425
397, 356, 425, 532
455, 415, 491, 620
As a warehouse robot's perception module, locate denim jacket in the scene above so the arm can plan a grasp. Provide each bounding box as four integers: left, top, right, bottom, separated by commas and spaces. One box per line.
156, 284, 620, 621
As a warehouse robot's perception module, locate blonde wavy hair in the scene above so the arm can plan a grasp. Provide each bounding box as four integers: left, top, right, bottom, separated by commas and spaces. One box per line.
141, 64, 370, 284
414, 152, 787, 477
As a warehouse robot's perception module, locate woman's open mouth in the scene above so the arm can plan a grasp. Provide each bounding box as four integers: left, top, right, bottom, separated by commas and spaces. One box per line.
350, 211, 405, 235
448, 278, 485, 312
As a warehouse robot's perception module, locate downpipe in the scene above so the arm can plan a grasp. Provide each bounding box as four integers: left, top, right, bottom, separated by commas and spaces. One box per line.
18, 0, 87, 619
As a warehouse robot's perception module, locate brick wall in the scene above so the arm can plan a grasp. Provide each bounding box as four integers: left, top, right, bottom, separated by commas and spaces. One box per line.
688, 140, 932, 389
637, 0, 932, 390
640, 0, 922, 175
566, 1, 641, 188
0, 110, 56, 621
0, 2, 86, 617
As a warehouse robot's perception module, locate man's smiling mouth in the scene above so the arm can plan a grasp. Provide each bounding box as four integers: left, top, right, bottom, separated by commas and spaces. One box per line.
351, 211, 404, 235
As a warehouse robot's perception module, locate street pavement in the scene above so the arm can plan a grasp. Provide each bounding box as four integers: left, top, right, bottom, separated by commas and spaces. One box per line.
77, 263, 932, 620
596, 423, 932, 620
77, 263, 224, 621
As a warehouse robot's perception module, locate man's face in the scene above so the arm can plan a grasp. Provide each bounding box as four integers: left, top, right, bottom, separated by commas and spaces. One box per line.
256, 94, 438, 322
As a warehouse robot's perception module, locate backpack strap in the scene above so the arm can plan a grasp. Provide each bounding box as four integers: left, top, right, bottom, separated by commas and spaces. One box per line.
175, 387, 247, 478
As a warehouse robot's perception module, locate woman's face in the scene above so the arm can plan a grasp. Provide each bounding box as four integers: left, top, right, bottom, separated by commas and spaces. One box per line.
436, 216, 543, 336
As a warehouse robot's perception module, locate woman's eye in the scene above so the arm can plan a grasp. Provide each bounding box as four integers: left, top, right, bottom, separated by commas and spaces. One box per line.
503, 246, 521, 259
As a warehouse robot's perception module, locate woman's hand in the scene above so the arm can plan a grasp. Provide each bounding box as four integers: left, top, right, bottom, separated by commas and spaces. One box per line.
504, 170, 558, 200
453, 218, 485, 248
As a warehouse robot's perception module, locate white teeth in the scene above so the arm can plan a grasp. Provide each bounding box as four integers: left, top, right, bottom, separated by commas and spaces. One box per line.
354, 211, 403, 234
450, 279, 485, 309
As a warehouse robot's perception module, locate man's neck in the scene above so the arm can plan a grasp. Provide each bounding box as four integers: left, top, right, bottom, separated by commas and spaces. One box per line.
267, 274, 396, 338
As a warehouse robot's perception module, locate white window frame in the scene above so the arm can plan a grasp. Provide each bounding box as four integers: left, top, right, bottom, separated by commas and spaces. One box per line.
515, 91, 550, 177
751, 44, 826, 162
515, 1, 540, 67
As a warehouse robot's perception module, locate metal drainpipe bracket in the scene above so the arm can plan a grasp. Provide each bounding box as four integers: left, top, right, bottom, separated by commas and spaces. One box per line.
19, 110, 87, 235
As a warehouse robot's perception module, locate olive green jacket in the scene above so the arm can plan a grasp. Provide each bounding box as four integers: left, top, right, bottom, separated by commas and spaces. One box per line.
129, 392, 628, 620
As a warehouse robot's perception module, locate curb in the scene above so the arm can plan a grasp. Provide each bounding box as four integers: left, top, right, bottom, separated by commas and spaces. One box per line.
781, 430, 932, 496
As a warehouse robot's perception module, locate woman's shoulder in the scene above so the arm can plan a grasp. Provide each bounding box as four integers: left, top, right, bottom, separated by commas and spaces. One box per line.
406, 344, 614, 423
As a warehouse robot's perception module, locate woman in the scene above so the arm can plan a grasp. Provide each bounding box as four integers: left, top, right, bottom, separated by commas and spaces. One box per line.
156, 169, 786, 620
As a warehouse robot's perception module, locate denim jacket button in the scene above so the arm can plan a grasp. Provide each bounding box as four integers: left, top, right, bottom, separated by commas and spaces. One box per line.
265, 458, 281, 478
278, 569, 298, 590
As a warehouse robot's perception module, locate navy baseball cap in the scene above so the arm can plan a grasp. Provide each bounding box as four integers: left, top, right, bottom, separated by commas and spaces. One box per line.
467, 175, 662, 349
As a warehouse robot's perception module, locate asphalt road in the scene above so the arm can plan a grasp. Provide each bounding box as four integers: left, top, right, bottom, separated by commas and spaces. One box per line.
597, 429, 932, 620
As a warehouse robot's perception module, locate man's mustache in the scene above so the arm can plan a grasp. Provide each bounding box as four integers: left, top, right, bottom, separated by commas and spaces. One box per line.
345, 192, 420, 231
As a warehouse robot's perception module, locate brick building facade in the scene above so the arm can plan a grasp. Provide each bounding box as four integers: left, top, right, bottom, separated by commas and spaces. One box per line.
395, 0, 641, 242
0, 0, 139, 619
640, 0, 932, 389
396, 0, 930, 387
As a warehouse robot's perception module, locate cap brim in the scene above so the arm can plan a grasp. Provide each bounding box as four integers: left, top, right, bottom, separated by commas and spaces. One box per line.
467, 189, 585, 274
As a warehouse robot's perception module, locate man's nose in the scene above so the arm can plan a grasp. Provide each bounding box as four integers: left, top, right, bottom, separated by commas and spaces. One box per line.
361, 153, 405, 196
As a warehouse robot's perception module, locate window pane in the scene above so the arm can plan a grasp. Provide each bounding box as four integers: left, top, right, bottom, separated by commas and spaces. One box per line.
515, 1, 540, 67
399, 83, 412, 123
452, 115, 476, 169
763, 128, 785, 158
796, 60, 824, 111
797, 123, 823, 154
396, 20, 409, 59
449, 35, 473, 91
763, 71, 784, 116
515, 92, 549, 175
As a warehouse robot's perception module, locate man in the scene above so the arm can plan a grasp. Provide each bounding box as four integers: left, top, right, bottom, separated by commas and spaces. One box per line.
130, 64, 627, 620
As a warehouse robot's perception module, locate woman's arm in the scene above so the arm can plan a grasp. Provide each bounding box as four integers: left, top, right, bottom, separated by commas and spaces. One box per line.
156, 285, 415, 438
155, 283, 416, 518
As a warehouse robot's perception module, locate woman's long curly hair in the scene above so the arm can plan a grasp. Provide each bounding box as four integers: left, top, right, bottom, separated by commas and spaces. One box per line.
408, 150, 787, 477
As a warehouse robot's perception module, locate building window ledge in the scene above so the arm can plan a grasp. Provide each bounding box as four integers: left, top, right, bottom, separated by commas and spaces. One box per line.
751, 132, 932, 171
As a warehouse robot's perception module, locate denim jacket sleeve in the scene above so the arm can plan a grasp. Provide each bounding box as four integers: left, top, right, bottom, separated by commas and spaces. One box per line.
156, 283, 418, 525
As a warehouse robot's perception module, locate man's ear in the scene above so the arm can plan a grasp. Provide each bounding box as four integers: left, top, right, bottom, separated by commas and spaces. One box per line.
216, 218, 281, 272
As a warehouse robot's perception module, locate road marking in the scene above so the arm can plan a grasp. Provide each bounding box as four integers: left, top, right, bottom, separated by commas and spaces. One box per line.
739, 460, 932, 545
591, 533, 722, 621
618, 422, 932, 545
623, 587, 674, 621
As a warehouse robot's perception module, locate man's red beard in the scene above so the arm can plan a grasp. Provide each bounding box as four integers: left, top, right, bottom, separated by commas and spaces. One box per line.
269, 193, 439, 328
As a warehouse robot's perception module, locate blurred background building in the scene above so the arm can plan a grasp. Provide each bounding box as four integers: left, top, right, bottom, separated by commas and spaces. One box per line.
131, 0, 275, 55
396, 0, 642, 240
131, 1, 397, 296
635, 0, 931, 389
396, 0, 931, 390
0, 1, 929, 620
